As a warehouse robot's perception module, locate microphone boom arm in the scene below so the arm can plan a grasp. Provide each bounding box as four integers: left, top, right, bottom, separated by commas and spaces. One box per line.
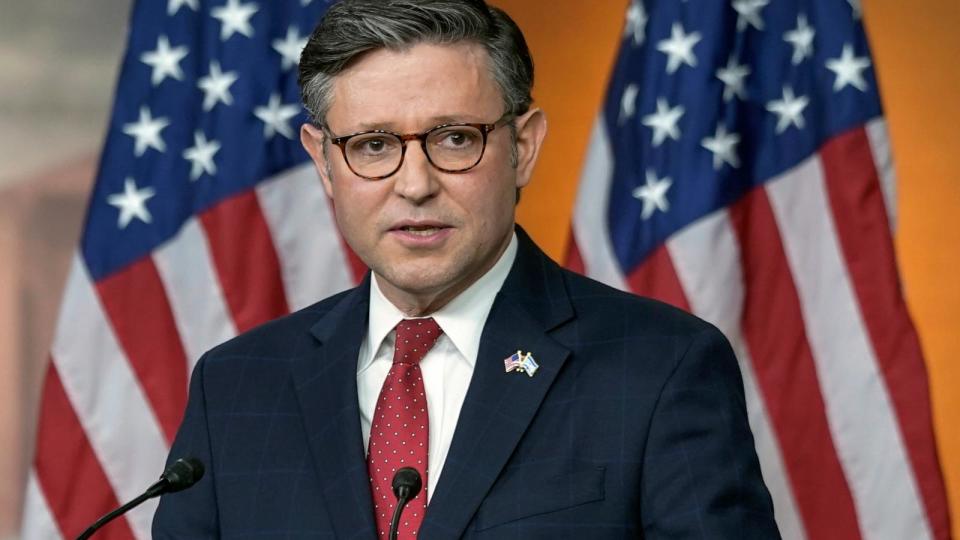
76, 491, 154, 540
74, 457, 204, 540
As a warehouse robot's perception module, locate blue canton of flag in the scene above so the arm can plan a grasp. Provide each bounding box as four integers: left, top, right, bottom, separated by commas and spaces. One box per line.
83, 0, 333, 280
609, 0, 879, 269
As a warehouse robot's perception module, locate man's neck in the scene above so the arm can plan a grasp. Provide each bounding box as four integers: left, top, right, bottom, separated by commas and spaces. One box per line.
373, 231, 518, 317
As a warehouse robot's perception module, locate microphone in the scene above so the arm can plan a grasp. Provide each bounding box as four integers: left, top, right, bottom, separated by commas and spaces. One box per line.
388, 467, 423, 540
76, 457, 205, 540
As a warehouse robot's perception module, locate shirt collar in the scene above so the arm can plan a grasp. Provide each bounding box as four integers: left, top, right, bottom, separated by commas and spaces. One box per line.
359, 232, 518, 374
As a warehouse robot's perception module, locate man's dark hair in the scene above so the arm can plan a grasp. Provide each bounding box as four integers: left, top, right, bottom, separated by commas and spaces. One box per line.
297, 0, 534, 125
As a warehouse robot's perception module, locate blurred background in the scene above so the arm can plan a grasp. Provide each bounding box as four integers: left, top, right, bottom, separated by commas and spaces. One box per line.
0, 1, 129, 536
1, 0, 958, 538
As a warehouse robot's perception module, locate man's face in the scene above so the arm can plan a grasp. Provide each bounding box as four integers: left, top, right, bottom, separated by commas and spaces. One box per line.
301, 42, 546, 314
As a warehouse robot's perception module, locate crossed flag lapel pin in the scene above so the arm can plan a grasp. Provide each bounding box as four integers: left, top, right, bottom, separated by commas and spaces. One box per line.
504, 350, 539, 377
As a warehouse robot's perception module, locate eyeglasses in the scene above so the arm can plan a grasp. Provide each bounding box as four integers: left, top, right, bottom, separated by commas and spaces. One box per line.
324, 115, 513, 180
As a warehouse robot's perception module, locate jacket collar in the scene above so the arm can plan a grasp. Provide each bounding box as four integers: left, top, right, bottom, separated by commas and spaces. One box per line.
419, 226, 574, 538
292, 277, 378, 539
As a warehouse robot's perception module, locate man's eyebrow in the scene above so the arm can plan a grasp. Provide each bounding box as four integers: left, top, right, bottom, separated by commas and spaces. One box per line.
424, 114, 487, 125
347, 114, 490, 132
348, 121, 394, 131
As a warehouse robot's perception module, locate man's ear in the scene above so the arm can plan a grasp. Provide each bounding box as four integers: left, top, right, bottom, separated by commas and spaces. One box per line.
512, 107, 547, 189
301, 123, 334, 198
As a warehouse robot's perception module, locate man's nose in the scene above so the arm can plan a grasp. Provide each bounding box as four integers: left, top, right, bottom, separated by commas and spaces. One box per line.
392, 142, 439, 203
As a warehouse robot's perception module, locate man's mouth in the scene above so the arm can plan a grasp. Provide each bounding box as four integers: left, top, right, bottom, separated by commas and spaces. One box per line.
390, 221, 450, 236
398, 225, 443, 236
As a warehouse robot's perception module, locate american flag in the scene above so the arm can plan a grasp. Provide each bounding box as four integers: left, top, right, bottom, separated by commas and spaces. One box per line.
567, 1, 951, 539
20, 1, 359, 538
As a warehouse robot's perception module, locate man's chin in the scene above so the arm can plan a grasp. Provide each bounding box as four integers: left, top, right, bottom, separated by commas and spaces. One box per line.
379, 271, 450, 297
373, 265, 463, 308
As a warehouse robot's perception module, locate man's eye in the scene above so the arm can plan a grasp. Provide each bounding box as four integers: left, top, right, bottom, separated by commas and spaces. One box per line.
352, 136, 392, 155
436, 129, 478, 149
361, 138, 387, 152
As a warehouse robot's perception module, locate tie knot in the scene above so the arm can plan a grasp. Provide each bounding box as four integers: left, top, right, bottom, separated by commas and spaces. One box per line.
393, 318, 443, 365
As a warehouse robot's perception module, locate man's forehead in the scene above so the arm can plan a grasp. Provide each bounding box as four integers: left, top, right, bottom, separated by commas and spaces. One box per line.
325, 41, 503, 129
336, 41, 491, 90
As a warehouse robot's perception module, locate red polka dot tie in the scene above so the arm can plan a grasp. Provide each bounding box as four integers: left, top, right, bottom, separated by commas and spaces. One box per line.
367, 318, 442, 539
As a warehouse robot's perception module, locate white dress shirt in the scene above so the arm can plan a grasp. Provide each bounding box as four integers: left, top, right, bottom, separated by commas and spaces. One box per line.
357, 233, 518, 501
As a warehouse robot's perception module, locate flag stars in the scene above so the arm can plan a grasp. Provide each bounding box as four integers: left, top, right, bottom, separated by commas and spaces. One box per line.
183, 131, 221, 180
702, 124, 741, 170
123, 106, 170, 156
254, 93, 301, 139
140, 35, 188, 86
656, 22, 702, 74
273, 26, 308, 71
767, 86, 810, 134
642, 98, 684, 147
623, 1, 648, 47
211, 0, 259, 41
826, 44, 871, 92
784, 14, 815, 65
107, 178, 156, 229
732, 0, 769, 32
198, 61, 238, 111
633, 170, 672, 220
716, 56, 750, 102
167, 0, 198, 15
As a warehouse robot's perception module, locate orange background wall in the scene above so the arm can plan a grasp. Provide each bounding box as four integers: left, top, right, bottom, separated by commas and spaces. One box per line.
499, 1, 960, 536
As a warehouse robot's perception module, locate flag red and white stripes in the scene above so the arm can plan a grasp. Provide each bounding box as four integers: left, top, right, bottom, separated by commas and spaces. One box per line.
23, 166, 355, 539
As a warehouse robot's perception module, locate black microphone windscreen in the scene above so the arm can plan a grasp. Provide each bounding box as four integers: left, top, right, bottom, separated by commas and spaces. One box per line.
391, 467, 422, 500
162, 458, 205, 493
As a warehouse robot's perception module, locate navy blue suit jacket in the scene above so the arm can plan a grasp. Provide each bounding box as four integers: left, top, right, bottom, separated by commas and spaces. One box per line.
153, 228, 779, 539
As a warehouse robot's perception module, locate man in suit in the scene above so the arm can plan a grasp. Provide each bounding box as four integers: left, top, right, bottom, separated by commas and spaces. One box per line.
153, 0, 780, 538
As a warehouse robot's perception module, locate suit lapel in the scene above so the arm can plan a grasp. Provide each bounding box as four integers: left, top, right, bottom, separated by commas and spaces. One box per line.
291, 279, 377, 539
421, 228, 574, 539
